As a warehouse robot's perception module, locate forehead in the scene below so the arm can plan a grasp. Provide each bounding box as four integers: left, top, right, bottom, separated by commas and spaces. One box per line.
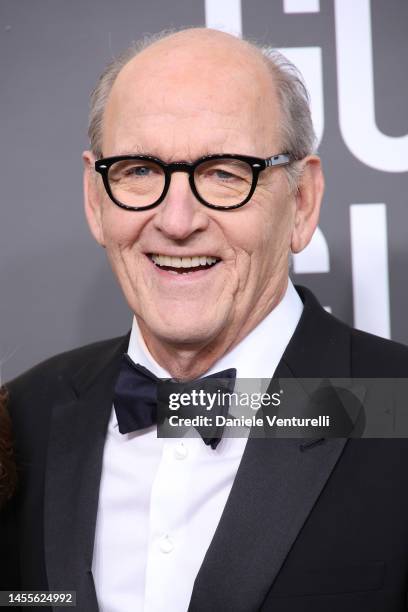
103, 34, 282, 158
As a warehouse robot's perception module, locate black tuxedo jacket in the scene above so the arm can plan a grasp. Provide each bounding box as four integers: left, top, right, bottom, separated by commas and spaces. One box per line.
2, 286, 408, 611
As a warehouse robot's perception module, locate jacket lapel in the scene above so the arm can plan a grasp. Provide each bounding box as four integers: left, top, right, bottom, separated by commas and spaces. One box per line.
44, 335, 129, 610
189, 286, 353, 611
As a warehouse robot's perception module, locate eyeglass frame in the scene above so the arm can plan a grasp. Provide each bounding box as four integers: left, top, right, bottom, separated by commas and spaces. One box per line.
94, 152, 295, 211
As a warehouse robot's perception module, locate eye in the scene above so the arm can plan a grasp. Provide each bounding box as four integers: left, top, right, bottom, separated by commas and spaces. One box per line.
125, 165, 153, 177
196, 159, 252, 185
204, 166, 246, 182
213, 169, 236, 181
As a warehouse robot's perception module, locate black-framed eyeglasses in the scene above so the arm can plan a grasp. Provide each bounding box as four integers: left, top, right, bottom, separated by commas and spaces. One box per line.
95, 152, 294, 211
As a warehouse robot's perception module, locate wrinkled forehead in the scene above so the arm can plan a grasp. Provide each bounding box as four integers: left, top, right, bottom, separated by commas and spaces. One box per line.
103, 34, 282, 156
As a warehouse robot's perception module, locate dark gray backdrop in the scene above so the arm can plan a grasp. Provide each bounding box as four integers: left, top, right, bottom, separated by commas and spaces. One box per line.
1, 0, 407, 381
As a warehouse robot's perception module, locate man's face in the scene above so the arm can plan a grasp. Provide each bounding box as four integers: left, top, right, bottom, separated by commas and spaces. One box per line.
84, 33, 321, 356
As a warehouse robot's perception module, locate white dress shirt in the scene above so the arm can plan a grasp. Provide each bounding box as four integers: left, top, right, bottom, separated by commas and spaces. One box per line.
92, 281, 303, 612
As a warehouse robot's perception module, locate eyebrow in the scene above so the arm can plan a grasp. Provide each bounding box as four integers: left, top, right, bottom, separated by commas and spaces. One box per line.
113, 146, 157, 157
110, 147, 225, 162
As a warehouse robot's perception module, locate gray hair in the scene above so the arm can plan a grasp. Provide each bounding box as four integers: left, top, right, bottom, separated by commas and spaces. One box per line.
88, 29, 316, 191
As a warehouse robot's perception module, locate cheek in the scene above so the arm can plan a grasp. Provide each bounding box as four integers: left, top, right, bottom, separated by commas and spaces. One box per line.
101, 206, 148, 251
228, 195, 294, 268
259, 187, 295, 245
101, 210, 150, 291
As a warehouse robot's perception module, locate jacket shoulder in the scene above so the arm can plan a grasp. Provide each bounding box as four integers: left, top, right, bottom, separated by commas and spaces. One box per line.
292, 286, 408, 377
6, 335, 128, 401
350, 327, 408, 377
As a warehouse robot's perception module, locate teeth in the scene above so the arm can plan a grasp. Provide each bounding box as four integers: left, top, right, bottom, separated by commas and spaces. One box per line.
151, 254, 219, 269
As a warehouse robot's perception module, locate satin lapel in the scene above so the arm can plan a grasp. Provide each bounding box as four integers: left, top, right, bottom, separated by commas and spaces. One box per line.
189, 287, 352, 612
44, 335, 129, 611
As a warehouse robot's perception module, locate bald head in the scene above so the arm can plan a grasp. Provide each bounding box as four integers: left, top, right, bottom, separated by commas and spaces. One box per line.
88, 28, 316, 184
102, 28, 281, 162
109, 28, 274, 111
128, 27, 263, 63
125, 27, 270, 84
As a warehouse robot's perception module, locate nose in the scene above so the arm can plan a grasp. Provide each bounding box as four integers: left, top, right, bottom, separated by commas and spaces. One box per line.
152, 171, 210, 240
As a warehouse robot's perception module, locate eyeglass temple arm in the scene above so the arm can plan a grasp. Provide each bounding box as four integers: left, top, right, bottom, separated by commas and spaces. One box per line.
264, 153, 292, 168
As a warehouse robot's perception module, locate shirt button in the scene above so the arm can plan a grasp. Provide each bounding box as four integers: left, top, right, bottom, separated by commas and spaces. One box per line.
159, 535, 174, 554
174, 442, 188, 460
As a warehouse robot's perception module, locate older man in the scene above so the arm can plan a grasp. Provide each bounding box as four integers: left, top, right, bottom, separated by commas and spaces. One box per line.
3, 27, 408, 612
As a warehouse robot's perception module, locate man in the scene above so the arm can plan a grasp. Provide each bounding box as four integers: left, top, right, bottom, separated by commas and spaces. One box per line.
2, 27, 408, 612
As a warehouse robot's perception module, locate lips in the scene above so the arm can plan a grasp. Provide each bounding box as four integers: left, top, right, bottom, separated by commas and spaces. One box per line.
148, 253, 221, 273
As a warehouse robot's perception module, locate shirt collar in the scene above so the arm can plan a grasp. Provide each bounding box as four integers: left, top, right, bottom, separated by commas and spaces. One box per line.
127, 280, 302, 381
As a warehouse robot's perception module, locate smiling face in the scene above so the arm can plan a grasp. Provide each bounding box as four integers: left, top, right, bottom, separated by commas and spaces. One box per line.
84, 30, 323, 374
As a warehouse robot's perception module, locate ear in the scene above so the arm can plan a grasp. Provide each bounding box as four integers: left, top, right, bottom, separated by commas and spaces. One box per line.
290, 155, 324, 254
83, 150, 106, 247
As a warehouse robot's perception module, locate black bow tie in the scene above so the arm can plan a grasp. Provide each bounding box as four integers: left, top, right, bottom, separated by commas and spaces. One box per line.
113, 354, 236, 449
